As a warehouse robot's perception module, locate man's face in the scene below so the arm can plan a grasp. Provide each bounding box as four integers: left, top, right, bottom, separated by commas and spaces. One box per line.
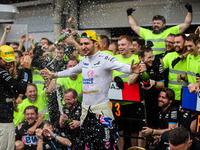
25, 109, 38, 125
80, 38, 98, 56
169, 141, 192, 150
118, 38, 131, 56
108, 43, 117, 55
197, 43, 200, 55
66, 60, 78, 69
10, 44, 18, 51
174, 36, 185, 53
64, 92, 76, 109
53, 48, 64, 61
0, 59, 14, 70
40, 39, 49, 46
152, 20, 165, 34
131, 41, 140, 54
185, 41, 196, 55
141, 51, 154, 67
25, 85, 38, 102
165, 36, 175, 52
43, 124, 54, 140
158, 91, 171, 108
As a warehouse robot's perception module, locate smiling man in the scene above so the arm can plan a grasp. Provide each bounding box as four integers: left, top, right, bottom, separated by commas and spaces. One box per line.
14, 83, 49, 127
163, 34, 188, 107
0, 45, 32, 150
127, 3, 192, 55
40, 30, 135, 149
59, 88, 81, 149
142, 88, 178, 137
15, 106, 42, 150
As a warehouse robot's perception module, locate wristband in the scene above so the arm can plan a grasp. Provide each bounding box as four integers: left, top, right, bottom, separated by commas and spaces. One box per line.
154, 81, 157, 86
151, 129, 155, 136
53, 133, 57, 139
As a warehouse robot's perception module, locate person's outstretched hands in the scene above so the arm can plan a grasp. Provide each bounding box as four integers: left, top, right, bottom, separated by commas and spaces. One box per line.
185, 3, 192, 13
126, 8, 136, 16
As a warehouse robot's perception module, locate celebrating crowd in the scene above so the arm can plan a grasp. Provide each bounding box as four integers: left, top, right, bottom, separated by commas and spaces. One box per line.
0, 2, 200, 150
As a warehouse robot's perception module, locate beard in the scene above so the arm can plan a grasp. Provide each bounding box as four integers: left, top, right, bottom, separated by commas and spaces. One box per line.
152, 26, 166, 34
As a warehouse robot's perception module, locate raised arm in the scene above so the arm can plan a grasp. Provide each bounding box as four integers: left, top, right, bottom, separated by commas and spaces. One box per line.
0, 25, 11, 46
179, 3, 192, 33
127, 8, 141, 36
28, 36, 35, 49
18, 34, 26, 52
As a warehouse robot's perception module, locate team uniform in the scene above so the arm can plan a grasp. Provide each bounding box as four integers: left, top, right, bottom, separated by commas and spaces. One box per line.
56, 73, 83, 103
140, 25, 180, 55
0, 66, 31, 150
58, 51, 131, 149
113, 54, 140, 132
42, 130, 71, 150
15, 122, 40, 150
158, 105, 178, 129
14, 90, 49, 127
136, 57, 165, 128
186, 54, 200, 83
59, 102, 82, 149
163, 52, 187, 102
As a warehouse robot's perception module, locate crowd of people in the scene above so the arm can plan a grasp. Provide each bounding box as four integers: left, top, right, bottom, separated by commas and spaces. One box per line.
0, 2, 200, 150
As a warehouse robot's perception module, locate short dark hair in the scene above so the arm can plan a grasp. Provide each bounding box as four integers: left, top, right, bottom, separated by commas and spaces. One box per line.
10, 42, 19, 47
40, 38, 49, 44
160, 88, 175, 102
185, 34, 199, 44
175, 34, 186, 41
196, 38, 200, 45
27, 83, 37, 90
68, 57, 80, 64
169, 127, 190, 146
138, 45, 153, 58
152, 15, 166, 24
24, 105, 38, 114
41, 120, 53, 129
99, 35, 110, 46
14, 50, 23, 57
132, 37, 145, 46
64, 88, 78, 99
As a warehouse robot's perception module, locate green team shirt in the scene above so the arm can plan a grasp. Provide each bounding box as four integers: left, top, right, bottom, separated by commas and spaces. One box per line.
113, 54, 139, 105
186, 54, 200, 83
13, 90, 49, 127
163, 52, 187, 100
140, 25, 180, 55
56, 73, 83, 103
31, 68, 44, 92
102, 50, 114, 56
113, 54, 139, 82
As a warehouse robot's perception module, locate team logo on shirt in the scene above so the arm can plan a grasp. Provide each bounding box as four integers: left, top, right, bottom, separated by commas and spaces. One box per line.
22, 135, 38, 145
83, 62, 89, 66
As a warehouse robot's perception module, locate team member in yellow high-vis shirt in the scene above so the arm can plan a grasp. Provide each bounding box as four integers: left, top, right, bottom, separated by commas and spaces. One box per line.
113, 35, 139, 150
163, 34, 188, 106
14, 83, 49, 127
127, 3, 192, 55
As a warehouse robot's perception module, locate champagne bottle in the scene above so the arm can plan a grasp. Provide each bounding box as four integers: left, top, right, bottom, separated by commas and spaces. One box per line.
141, 71, 150, 87
67, 118, 73, 124
55, 30, 71, 44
